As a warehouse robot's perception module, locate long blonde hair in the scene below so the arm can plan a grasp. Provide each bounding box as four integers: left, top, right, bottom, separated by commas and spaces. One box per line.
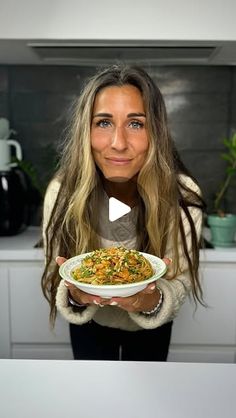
41, 65, 205, 324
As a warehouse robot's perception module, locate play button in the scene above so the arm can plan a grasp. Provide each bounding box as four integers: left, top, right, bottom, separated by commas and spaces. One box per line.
88, 176, 147, 242
109, 197, 131, 222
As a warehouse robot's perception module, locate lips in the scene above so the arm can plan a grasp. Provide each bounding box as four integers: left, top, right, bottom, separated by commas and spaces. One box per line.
108, 158, 131, 162
106, 157, 132, 165
106, 157, 132, 161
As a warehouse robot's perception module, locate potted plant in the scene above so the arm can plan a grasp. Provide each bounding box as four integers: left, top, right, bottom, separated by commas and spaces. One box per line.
207, 132, 236, 247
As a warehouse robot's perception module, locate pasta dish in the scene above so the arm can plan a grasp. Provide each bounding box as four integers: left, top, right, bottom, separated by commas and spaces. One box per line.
71, 247, 154, 285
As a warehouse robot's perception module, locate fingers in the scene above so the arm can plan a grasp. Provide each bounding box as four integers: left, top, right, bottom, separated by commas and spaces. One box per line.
142, 283, 156, 294
111, 293, 142, 312
162, 257, 172, 266
111, 284, 160, 313
55, 256, 67, 266
64, 280, 110, 307
64, 281, 87, 304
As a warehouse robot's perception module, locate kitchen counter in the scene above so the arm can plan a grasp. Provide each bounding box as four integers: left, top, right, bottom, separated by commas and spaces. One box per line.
0, 227, 44, 260
0, 360, 235, 418
0, 227, 236, 262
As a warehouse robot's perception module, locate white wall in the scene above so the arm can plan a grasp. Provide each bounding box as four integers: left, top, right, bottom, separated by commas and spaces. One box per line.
0, 0, 236, 41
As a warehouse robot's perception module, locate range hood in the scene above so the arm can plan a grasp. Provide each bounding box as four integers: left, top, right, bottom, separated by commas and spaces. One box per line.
1, 39, 236, 65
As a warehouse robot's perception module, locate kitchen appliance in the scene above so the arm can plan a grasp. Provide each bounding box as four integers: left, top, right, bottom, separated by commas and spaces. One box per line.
0, 118, 30, 236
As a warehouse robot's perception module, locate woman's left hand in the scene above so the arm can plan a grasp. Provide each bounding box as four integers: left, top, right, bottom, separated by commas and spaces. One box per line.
107, 282, 161, 313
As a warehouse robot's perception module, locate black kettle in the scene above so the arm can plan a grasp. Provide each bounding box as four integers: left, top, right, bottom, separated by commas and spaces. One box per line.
0, 123, 30, 236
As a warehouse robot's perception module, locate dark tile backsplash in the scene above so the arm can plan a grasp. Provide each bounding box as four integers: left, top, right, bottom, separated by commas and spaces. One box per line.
0, 64, 236, 225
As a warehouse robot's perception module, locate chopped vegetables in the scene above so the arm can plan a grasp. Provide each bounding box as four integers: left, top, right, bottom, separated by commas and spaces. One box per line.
71, 247, 153, 285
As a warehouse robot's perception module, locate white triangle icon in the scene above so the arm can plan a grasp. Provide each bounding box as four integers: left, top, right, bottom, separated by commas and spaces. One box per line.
109, 197, 131, 222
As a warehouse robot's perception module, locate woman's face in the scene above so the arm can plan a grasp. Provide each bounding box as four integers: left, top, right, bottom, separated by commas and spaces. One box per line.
91, 84, 149, 181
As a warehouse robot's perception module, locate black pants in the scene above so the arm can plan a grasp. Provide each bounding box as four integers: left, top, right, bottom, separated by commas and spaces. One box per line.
70, 320, 173, 361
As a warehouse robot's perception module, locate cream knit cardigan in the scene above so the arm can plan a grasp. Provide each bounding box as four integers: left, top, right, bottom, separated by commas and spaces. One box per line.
43, 176, 203, 331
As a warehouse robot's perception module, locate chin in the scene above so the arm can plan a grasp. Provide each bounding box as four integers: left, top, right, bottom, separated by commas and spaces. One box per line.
107, 176, 131, 183
103, 169, 136, 182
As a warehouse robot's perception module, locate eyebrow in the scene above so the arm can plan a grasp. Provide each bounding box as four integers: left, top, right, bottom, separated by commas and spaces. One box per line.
93, 113, 112, 118
93, 112, 146, 118
127, 112, 146, 118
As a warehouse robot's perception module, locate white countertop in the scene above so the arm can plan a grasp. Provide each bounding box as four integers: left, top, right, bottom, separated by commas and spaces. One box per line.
0, 360, 235, 418
0, 227, 44, 261
0, 227, 236, 262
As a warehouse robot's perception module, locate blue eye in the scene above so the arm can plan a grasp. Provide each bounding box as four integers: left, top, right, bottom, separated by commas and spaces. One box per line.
129, 121, 144, 129
96, 120, 111, 128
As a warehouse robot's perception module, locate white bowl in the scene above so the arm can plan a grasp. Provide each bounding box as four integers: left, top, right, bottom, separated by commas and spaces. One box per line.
59, 251, 167, 298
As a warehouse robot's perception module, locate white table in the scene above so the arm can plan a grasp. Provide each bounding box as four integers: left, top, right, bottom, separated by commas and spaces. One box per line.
0, 360, 235, 418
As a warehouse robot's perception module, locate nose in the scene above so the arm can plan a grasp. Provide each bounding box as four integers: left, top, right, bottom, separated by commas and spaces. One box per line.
111, 126, 128, 151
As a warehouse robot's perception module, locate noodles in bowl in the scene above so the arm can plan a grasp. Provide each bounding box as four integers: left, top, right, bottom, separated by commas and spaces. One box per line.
71, 247, 153, 285
59, 247, 167, 298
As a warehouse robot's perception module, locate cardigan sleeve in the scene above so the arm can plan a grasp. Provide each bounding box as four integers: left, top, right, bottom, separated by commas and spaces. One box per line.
128, 273, 192, 329
56, 280, 99, 325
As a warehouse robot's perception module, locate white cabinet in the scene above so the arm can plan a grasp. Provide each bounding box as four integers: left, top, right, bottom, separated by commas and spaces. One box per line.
0, 228, 236, 362
0, 229, 73, 359
8, 263, 73, 359
172, 264, 236, 345
0, 267, 10, 358
0, 261, 73, 359
169, 261, 236, 363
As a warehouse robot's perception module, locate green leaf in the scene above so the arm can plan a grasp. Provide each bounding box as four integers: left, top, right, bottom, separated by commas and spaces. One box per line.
223, 138, 231, 148
221, 153, 234, 163
226, 167, 236, 175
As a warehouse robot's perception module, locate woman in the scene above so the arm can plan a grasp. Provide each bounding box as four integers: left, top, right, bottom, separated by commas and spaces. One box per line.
42, 64, 205, 361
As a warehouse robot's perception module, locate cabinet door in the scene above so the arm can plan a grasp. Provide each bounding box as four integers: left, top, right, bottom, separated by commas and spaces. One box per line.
9, 264, 71, 344
171, 263, 236, 345
0, 267, 11, 357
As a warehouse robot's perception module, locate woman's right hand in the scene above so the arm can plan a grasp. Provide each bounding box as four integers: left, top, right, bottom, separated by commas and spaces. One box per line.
56, 256, 107, 307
